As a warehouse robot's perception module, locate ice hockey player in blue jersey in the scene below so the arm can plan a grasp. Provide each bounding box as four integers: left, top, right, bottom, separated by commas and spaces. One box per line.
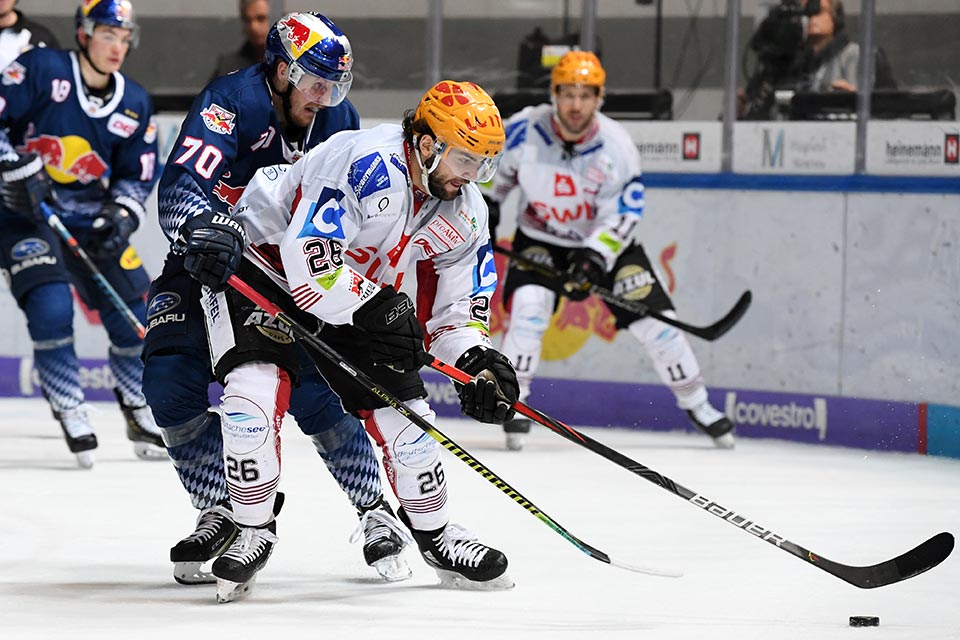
0, 0, 166, 469
143, 13, 411, 595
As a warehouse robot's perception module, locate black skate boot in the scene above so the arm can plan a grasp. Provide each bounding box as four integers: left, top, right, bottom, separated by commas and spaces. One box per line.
212, 492, 284, 603
350, 496, 413, 582
503, 417, 532, 451
685, 401, 735, 449
54, 405, 97, 469
113, 388, 168, 460
170, 501, 238, 585
399, 507, 513, 590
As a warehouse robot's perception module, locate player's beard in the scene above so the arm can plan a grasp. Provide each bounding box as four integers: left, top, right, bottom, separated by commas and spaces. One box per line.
428, 171, 461, 201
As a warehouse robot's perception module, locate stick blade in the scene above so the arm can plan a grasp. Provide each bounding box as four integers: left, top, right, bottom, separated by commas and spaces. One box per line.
701, 290, 752, 340
815, 531, 954, 589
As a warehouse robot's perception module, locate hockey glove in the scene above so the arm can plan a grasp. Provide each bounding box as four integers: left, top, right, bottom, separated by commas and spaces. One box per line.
483, 194, 501, 241
563, 247, 607, 302
0, 153, 52, 223
454, 345, 519, 424
178, 210, 246, 293
88, 200, 140, 258
353, 285, 431, 373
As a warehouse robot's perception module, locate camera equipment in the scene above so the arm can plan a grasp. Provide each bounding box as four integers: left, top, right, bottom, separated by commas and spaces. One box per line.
742, 0, 821, 119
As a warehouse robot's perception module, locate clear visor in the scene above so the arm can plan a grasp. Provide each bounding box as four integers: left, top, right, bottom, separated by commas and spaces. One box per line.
288, 62, 352, 107
435, 141, 501, 183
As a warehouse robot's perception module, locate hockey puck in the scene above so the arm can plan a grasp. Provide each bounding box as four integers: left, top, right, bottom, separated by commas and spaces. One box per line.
849, 616, 880, 627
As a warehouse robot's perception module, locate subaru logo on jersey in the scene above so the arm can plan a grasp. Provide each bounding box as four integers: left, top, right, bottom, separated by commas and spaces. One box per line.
349, 152, 391, 201
298, 187, 346, 240
11, 238, 51, 260
617, 176, 645, 216
472, 243, 497, 295
147, 292, 181, 319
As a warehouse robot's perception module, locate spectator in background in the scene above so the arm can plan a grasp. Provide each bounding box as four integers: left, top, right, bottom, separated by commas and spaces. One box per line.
209, 0, 269, 80
791, 0, 895, 93
0, 0, 60, 69
740, 0, 895, 119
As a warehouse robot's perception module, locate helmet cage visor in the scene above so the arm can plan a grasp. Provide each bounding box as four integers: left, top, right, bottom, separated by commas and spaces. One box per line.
287, 61, 352, 106
433, 139, 501, 183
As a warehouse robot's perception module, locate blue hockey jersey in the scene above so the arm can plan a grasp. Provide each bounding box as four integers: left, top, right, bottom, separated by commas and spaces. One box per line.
0, 47, 158, 226
157, 63, 360, 245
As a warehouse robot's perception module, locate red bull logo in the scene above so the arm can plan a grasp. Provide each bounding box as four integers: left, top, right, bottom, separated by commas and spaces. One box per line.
212, 171, 245, 211
20, 134, 108, 185
200, 103, 236, 135
280, 16, 318, 56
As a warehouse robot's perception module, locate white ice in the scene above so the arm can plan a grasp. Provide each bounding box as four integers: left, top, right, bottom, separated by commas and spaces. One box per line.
1, 397, 958, 640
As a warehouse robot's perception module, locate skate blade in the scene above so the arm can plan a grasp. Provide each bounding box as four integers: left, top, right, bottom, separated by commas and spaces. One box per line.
216, 575, 257, 603
173, 561, 216, 585
371, 554, 413, 582
434, 569, 515, 591
133, 441, 169, 460
712, 433, 735, 449
75, 451, 95, 469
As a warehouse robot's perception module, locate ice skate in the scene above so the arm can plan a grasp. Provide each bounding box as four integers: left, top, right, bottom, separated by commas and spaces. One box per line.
113, 388, 168, 460
212, 492, 283, 602
686, 401, 735, 449
54, 405, 97, 469
213, 521, 278, 603
170, 502, 238, 585
400, 508, 513, 590
503, 417, 532, 451
350, 496, 414, 582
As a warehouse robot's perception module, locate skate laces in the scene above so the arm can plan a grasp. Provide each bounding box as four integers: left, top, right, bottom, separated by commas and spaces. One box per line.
184, 505, 233, 545
433, 524, 489, 568
350, 506, 415, 548
222, 526, 277, 564
688, 401, 725, 428
57, 403, 94, 438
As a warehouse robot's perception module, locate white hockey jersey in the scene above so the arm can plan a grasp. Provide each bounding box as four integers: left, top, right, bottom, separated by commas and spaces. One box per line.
488, 104, 645, 270
232, 124, 498, 365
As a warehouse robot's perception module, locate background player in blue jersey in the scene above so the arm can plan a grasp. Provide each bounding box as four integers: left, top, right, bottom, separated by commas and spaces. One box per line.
0, 0, 165, 469
144, 12, 411, 587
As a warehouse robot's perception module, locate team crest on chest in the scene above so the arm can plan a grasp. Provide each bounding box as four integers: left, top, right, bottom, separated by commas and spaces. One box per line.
1, 61, 25, 85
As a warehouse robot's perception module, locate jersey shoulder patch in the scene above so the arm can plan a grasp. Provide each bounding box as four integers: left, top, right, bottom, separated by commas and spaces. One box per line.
348, 151, 391, 201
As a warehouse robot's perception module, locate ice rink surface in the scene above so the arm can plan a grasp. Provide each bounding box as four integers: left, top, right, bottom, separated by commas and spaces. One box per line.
1, 397, 958, 640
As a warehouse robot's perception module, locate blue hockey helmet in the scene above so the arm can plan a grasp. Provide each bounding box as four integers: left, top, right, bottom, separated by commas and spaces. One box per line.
75, 0, 140, 48
264, 12, 353, 106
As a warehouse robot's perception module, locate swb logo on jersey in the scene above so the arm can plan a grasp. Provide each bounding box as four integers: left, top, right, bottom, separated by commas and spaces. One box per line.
554, 174, 576, 197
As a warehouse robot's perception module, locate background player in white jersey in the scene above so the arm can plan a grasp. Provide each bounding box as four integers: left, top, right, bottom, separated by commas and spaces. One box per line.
0, 0, 60, 70
487, 51, 734, 452
0, 0, 165, 468
188, 80, 519, 601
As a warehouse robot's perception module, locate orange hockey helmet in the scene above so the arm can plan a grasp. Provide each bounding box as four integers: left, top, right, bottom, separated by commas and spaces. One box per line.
551, 50, 606, 93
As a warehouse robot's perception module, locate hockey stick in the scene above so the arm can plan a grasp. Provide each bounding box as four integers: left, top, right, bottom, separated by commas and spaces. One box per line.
226, 274, 679, 578
429, 358, 955, 589
493, 243, 751, 341
39, 202, 146, 339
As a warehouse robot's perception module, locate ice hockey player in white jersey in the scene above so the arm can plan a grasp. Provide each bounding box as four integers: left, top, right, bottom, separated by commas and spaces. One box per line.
186, 80, 519, 601
486, 51, 735, 452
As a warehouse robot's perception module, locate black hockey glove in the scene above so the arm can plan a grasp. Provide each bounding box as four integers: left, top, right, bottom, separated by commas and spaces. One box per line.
178, 210, 245, 293
454, 345, 520, 424
483, 194, 501, 241
563, 247, 607, 302
88, 200, 140, 258
0, 153, 52, 223
353, 285, 431, 373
